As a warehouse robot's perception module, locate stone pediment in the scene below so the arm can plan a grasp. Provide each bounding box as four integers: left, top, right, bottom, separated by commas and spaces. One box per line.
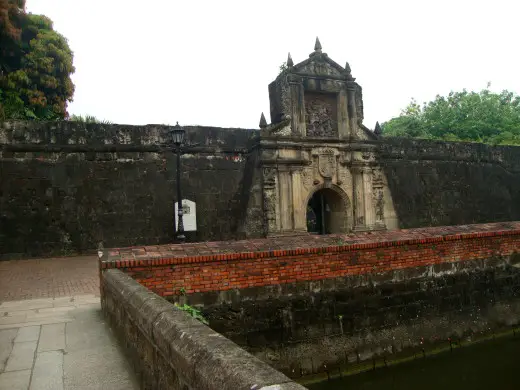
293, 55, 346, 79
288, 38, 353, 80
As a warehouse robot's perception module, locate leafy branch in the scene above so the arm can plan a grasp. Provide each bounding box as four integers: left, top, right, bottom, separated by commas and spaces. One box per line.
174, 303, 209, 325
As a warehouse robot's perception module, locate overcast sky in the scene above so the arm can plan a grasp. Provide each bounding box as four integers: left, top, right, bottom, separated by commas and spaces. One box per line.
26, 0, 520, 130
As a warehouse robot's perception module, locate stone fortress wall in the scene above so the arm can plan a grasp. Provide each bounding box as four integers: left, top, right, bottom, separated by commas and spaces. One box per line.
1, 120, 520, 258
0, 121, 254, 258
2, 38, 520, 258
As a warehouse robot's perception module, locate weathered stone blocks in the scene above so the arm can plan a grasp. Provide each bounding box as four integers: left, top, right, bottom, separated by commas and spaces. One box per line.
101, 269, 305, 390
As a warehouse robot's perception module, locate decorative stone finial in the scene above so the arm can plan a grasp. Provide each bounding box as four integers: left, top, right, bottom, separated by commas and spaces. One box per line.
344, 61, 354, 80
374, 121, 382, 136
287, 52, 294, 68
259, 112, 268, 129
314, 37, 322, 52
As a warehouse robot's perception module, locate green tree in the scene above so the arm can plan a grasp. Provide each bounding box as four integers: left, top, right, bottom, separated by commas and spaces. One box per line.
382, 87, 520, 146
0, 1, 75, 120
0, 0, 25, 70
69, 114, 112, 124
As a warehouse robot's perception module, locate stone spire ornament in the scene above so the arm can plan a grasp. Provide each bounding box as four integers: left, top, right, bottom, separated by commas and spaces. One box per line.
344, 61, 354, 80
314, 37, 322, 53
374, 121, 382, 136
287, 52, 294, 68
259, 112, 268, 129
345, 61, 352, 74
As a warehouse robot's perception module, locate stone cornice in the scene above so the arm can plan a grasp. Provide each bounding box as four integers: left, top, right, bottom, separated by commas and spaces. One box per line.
259, 158, 311, 167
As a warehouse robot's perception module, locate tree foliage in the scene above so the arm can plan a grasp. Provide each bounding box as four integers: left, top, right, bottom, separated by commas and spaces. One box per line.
69, 114, 112, 124
0, 0, 75, 121
382, 87, 520, 146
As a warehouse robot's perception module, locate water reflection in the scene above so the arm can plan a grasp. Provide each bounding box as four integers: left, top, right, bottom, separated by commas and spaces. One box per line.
306, 335, 520, 390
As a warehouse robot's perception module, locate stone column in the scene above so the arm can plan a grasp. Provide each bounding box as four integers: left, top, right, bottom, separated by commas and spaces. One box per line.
352, 166, 365, 230
347, 86, 358, 140
291, 169, 307, 232
288, 75, 305, 136
263, 167, 280, 235
338, 88, 349, 139
278, 167, 293, 232
362, 166, 376, 229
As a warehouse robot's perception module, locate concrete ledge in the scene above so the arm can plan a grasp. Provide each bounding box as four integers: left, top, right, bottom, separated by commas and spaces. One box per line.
101, 269, 305, 390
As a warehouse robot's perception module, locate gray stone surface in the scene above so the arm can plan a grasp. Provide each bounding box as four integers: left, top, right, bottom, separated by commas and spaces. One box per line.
64, 345, 139, 390
103, 269, 306, 390
15, 326, 40, 343
0, 294, 138, 390
0, 369, 32, 389
0, 121, 255, 258
38, 323, 65, 352
0, 299, 54, 311
5, 341, 37, 371
64, 304, 115, 352
0, 329, 17, 371
31, 351, 64, 390
0, 314, 27, 325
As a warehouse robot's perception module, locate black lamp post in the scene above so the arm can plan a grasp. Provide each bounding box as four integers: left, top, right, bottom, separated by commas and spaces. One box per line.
171, 122, 186, 242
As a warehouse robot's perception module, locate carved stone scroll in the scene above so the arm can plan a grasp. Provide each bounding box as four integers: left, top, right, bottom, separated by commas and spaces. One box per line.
301, 168, 313, 189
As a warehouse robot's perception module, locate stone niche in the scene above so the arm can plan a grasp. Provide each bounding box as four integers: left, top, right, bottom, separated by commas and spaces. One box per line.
304, 92, 338, 138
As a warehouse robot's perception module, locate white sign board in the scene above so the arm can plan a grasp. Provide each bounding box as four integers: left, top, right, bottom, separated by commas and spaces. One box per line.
175, 199, 197, 232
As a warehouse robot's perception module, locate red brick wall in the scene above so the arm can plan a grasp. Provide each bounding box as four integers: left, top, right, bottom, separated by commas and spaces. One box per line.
101, 229, 520, 298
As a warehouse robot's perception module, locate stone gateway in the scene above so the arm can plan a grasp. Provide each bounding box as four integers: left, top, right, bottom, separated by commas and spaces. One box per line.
245, 38, 400, 237
1, 38, 520, 257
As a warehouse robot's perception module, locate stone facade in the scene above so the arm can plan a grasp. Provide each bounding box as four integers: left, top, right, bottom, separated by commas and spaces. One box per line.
2, 39, 520, 257
252, 39, 398, 237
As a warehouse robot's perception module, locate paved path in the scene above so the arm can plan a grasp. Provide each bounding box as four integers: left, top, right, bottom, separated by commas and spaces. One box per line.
0, 256, 138, 389
0, 256, 99, 301
0, 294, 139, 390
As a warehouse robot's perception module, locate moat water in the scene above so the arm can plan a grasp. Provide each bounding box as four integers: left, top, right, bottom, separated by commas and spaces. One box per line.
305, 334, 520, 390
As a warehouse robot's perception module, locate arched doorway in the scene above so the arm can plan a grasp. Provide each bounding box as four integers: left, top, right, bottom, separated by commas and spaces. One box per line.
306, 188, 347, 234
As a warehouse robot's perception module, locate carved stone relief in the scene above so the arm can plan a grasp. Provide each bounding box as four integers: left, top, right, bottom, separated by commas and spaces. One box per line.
372, 168, 385, 224
305, 92, 338, 138
337, 166, 350, 187
361, 151, 375, 161
372, 168, 384, 186
263, 167, 277, 186
301, 168, 314, 189
374, 188, 385, 222
262, 167, 278, 232
263, 188, 277, 232
318, 149, 335, 178
298, 62, 343, 78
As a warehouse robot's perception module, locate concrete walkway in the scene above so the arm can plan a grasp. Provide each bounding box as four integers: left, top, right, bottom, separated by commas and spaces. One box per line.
0, 294, 139, 390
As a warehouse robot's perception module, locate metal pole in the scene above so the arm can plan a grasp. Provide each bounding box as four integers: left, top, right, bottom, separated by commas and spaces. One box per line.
176, 147, 185, 242
320, 192, 326, 235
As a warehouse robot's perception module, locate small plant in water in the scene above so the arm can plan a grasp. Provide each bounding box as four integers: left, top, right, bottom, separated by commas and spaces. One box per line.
174, 303, 209, 325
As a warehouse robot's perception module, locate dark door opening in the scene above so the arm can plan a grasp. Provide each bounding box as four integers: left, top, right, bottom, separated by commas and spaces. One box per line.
306, 188, 346, 234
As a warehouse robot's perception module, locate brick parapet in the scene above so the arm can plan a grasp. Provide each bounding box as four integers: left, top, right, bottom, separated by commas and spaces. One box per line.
100, 222, 520, 296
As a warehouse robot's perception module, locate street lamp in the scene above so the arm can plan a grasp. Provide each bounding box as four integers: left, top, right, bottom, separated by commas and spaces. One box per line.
170, 122, 186, 242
